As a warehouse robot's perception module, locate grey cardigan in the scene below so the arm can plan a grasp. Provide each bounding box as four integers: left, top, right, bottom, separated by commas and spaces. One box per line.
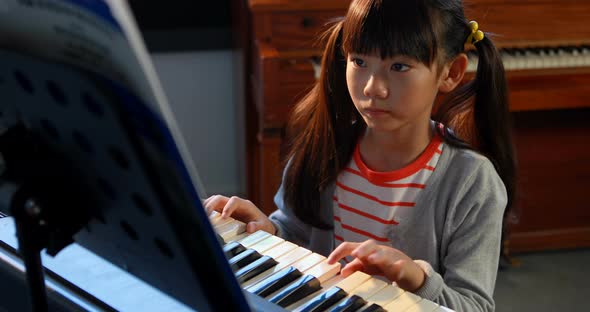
269, 144, 507, 312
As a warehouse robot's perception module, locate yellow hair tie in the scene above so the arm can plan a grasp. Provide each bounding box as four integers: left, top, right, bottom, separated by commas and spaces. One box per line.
465, 21, 485, 45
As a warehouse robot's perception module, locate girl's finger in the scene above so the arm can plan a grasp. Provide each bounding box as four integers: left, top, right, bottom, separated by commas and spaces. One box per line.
341, 258, 365, 277
221, 197, 241, 218
204, 195, 227, 214
246, 221, 258, 233
202, 196, 214, 207
327, 242, 359, 264
351, 240, 378, 259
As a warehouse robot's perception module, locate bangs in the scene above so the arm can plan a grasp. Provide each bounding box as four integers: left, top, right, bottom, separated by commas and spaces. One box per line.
342, 0, 438, 64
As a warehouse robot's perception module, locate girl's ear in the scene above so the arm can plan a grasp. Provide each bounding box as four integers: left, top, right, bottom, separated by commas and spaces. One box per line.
438, 53, 468, 93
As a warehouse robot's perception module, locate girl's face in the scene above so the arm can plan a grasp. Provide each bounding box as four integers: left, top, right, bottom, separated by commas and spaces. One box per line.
346, 52, 443, 134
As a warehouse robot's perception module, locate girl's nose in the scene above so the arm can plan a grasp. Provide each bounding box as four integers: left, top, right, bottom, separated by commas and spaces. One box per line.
363, 74, 389, 99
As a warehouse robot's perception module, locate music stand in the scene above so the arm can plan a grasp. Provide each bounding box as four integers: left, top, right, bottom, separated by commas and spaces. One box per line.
0, 49, 253, 311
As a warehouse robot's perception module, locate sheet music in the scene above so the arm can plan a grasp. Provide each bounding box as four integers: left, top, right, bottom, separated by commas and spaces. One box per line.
0, 0, 208, 199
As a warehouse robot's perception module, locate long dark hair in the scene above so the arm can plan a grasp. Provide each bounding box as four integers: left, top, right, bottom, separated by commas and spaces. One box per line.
282, 0, 517, 248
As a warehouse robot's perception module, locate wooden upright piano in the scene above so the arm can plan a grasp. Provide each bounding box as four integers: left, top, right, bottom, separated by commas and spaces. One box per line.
238, 0, 590, 252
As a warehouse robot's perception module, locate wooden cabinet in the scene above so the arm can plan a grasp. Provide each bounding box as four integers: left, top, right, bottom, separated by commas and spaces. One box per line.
239, 0, 590, 252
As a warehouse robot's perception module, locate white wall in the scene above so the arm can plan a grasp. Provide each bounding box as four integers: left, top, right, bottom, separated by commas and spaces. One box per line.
151, 50, 245, 197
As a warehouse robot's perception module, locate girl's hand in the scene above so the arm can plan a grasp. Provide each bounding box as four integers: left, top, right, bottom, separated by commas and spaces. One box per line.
203, 195, 276, 235
327, 240, 426, 292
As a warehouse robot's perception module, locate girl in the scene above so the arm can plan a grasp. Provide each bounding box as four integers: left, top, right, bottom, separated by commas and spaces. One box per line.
205, 0, 516, 311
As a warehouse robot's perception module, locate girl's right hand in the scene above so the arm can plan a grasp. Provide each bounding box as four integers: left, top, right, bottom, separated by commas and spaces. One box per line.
203, 195, 276, 235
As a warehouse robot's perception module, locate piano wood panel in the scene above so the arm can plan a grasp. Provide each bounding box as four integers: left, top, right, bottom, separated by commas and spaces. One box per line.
241, 0, 590, 251
465, 0, 590, 48
509, 109, 590, 252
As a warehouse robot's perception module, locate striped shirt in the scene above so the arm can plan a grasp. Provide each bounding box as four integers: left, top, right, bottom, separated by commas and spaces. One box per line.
333, 133, 444, 248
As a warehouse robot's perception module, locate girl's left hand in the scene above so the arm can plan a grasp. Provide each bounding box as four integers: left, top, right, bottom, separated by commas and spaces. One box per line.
327, 240, 426, 292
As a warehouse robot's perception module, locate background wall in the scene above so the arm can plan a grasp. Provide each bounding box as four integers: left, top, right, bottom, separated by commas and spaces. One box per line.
151, 50, 245, 197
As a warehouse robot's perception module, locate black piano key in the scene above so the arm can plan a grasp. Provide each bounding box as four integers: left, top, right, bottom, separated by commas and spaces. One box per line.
329, 294, 367, 312
249, 266, 303, 297
223, 241, 247, 258
297, 286, 348, 312
268, 275, 322, 307
236, 255, 278, 283
357, 303, 386, 312
228, 248, 262, 269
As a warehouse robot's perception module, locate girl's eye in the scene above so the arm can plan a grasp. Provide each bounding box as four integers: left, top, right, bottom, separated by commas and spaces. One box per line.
391, 63, 410, 72
352, 58, 366, 67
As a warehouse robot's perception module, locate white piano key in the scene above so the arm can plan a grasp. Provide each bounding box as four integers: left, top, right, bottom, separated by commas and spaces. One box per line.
334, 271, 375, 293
262, 241, 298, 259
303, 260, 341, 284
290, 253, 325, 273
433, 305, 455, 311
402, 298, 440, 312
238, 230, 271, 248
347, 277, 388, 300
209, 211, 234, 228
364, 283, 404, 306
381, 291, 422, 311
217, 220, 247, 241
249, 235, 285, 254
226, 232, 248, 243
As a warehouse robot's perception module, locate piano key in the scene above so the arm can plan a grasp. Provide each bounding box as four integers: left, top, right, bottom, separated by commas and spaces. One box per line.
248, 266, 304, 297
228, 248, 262, 269
357, 303, 386, 312
223, 241, 247, 257
364, 284, 404, 307
290, 253, 326, 272
249, 235, 285, 254
302, 260, 341, 284
380, 291, 422, 311
247, 253, 327, 304
210, 224, 453, 311
333, 271, 373, 293
244, 247, 312, 290
294, 286, 347, 312
212, 215, 233, 228
327, 294, 367, 312
403, 298, 440, 312
268, 274, 322, 307
217, 220, 247, 242
345, 277, 388, 300
434, 305, 455, 312
208, 211, 223, 225
284, 261, 344, 310
263, 241, 299, 259
238, 230, 272, 248
235, 255, 279, 283
227, 232, 249, 243
259, 253, 325, 299
288, 271, 372, 311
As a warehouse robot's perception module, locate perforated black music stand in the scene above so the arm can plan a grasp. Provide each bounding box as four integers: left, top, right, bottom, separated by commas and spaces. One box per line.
0, 49, 253, 311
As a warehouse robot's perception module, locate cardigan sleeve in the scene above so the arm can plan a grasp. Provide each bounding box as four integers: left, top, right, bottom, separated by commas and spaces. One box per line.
413, 158, 507, 312
268, 175, 314, 248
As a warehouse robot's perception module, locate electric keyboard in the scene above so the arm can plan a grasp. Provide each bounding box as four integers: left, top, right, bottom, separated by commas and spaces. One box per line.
209, 211, 455, 312
0, 213, 453, 311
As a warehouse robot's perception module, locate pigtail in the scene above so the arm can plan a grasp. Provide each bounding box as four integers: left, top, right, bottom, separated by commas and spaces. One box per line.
282, 20, 362, 229
472, 37, 518, 262
435, 35, 517, 262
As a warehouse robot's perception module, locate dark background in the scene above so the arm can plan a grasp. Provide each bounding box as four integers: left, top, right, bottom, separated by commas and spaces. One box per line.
127, 1, 234, 52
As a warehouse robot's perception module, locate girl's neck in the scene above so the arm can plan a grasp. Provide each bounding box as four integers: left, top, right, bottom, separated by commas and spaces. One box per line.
359, 120, 434, 172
